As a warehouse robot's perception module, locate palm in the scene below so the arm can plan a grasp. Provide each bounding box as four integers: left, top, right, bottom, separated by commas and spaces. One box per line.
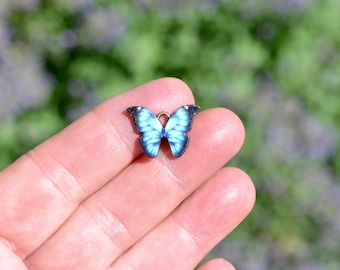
0, 78, 255, 270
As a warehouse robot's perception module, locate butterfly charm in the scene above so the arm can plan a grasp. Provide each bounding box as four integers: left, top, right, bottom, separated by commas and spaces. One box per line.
127, 105, 200, 158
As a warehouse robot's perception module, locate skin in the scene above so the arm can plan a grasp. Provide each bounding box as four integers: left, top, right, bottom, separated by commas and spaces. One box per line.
0, 78, 255, 270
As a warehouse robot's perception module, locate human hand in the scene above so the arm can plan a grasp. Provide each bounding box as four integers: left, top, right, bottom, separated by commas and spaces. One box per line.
0, 78, 255, 270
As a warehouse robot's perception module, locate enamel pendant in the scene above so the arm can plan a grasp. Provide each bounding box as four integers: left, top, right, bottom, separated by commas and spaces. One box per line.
127, 105, 200, 158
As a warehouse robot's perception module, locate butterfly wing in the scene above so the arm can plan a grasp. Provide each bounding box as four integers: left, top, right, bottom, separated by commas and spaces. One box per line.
165, 105, 200, 157
127, 106, 163, 158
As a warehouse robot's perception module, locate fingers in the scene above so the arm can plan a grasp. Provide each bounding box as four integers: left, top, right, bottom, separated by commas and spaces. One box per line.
0, 78, 194, 258
108, 168, 255, 269
0, 240, 27, 270
25, 108, 246, 269
198, 258, 235, 270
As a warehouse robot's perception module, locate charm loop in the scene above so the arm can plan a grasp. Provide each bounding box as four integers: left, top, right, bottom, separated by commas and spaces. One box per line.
156, 111, 170, 120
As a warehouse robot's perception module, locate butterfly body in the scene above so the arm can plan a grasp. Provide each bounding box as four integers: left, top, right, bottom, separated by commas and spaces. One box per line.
127, 105, 199, 158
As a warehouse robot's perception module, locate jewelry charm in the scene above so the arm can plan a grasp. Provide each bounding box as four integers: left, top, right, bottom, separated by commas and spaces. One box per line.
127, 105, 200, 158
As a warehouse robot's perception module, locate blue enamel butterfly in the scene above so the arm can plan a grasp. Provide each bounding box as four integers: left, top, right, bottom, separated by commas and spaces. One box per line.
127, 105, 200, 158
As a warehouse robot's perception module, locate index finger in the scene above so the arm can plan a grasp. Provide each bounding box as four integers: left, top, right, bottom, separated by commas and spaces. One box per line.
0, 78, 194, 258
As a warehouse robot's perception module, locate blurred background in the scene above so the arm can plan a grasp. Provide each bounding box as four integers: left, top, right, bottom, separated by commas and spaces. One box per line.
0, 0, 339, 269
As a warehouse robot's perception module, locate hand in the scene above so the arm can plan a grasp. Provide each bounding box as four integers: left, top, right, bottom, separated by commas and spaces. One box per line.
0, 78, 255, 270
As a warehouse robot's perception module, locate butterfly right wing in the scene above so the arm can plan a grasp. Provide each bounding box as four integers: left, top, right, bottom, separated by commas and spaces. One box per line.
165, 105, 200, 157
127, 106, 163, 158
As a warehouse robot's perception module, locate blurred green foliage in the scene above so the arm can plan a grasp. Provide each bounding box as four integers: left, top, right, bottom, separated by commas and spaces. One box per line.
1, 0, 340, 269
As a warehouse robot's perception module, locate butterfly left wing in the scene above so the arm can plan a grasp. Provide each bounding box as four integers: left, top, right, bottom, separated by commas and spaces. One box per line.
164, 105, 200, 157
127, 106, 163, 158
